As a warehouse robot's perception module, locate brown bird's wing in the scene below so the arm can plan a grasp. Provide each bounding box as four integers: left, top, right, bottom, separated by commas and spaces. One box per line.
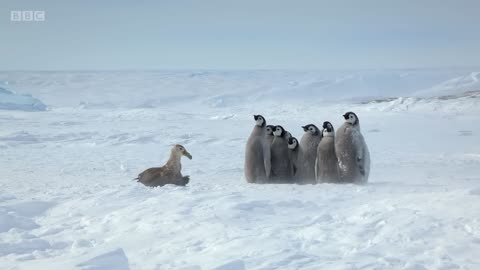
148, 167, 179, 186
137, 165, 187, 187
137, 167, 163, 183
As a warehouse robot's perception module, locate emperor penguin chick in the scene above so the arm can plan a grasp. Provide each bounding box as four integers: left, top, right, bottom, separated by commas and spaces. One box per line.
245, 115, 271, 183
270, 125, 294, 183
287, 136, 299, 177
136, 144, 192, 187
285, 131, 293, 141
316, 121, 340, 183
265, 125, 275, 145
335, 112, 370, 184
296, 124, 322, 184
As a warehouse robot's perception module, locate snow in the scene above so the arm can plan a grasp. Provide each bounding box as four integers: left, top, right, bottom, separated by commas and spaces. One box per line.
76, 248, 130, 270
1, 70, 480, 269
414, 72, 480, 97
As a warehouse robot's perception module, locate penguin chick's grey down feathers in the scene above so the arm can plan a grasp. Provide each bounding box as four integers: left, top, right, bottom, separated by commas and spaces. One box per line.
288, 136, 299, 177
296, 124, 322, 184
335, 112, 370, 183
265, 125, 275, 145
245, 115, 271, 183
136, 144, 192, 187
316, 121, 340, 183
270, 125, 294, 183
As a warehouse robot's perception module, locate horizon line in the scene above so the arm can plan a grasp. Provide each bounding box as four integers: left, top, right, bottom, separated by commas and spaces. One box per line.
1, 66, 480, 73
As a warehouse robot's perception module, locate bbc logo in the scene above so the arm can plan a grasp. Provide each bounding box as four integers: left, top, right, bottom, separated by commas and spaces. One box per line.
10, 11, 45, 22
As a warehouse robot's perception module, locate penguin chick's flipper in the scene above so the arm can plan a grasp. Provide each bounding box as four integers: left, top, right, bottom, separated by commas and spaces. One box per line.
355, 134, 365, 176
263, 142, 271, 179
357, 157, 365, 176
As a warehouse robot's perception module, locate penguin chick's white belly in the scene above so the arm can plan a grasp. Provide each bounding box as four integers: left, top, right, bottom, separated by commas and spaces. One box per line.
245, 136, 268, 183
335, 124, 370, 183
316, 136, 340, 183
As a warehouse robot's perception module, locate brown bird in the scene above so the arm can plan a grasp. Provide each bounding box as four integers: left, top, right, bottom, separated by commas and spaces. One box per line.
136, 144, 192, 187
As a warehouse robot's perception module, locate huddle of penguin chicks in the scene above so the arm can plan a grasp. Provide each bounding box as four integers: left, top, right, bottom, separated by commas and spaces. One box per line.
245, 112, 370, 185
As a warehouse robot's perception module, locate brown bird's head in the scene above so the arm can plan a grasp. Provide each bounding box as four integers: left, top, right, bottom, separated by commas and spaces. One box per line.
173, 144, 192, 160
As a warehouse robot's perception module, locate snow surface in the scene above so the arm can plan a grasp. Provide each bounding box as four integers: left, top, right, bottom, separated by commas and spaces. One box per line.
1, 70, 480, 269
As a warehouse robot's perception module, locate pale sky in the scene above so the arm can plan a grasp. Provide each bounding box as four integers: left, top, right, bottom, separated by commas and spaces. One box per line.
1, 0, 480, 70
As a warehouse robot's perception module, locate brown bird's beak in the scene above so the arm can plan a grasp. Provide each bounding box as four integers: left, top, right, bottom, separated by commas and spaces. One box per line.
183, 151, 192, 160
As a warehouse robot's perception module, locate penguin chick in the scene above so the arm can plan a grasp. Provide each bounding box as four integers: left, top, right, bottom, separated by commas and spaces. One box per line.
296, 124, 322, 184
285, 131, 293, 141
245, 115, 271, 183
136, 144, 192, 187
265, 125, 275, 145
287, 136, 299, 177
335, 112, 370, 184
316, 121, 340, 183
270, 125, 294, 183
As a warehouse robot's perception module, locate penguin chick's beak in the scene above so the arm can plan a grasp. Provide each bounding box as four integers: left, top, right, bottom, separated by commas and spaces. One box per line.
183, 151, 192, 160
302, 126, 307, 131
343, 114, 348, 119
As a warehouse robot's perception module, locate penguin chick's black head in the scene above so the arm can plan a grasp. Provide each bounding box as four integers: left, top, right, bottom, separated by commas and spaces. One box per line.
302, 124, 319, 135
266, 125, 275, 135
273, 125, 285, 137
285, 131, 292, 140
323, 121, 334, 132
343, 112, 358, 125
253, 115, 266, 127
287, 136, 298, 149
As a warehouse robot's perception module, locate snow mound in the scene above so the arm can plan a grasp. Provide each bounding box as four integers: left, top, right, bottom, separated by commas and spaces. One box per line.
211, 260, 245, 270
0, 200, 67, 258
0, 238, 52, 256
0, 209, 39, 233
0, 201, 55, 233
414, 72, 480, 97
359, 91, 480, 113
0, 87, 47, 111
77, 248, 130, 270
